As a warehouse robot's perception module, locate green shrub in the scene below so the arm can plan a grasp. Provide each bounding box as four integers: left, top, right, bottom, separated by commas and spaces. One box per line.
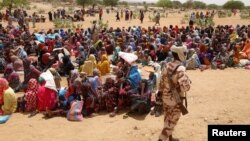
240, 10, 250, 19
53, 19, 74, 29
218, 11, 227, 18
196, 18, 215, 27
227, 11, 232, 17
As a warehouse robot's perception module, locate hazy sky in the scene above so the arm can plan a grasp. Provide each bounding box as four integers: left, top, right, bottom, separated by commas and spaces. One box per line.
124, 0, 250, 6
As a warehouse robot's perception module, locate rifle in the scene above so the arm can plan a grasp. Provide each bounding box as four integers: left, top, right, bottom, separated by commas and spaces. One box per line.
168, 65, 188, 116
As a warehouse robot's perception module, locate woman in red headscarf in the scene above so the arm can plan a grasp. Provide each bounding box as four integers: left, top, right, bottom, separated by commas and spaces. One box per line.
24, 79, 39, 112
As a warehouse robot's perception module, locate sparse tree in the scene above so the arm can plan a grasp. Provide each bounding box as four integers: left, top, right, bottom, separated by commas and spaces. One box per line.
223, 0, 245, 10
157, 0, 173, 9
96, 0, 103, 5
0, 0, 29, 13
172, 1, 182, 9
193, 1, 206, 9
207, 4, 219, 10
103, 0, 119, 7
118, 1, 128, 7
143, 1, 148, 11
76, 0, 93, 8
182, 0, 194, 9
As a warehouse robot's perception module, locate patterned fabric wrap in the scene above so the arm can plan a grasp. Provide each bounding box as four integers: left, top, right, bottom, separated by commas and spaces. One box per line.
102, 78, 118, 112
67, 100, 83, 121
25, 79, 39, 112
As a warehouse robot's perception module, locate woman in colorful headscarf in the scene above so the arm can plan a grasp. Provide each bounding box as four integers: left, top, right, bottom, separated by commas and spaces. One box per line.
0, 78, 8, 106
111, 46, 121, 64
60, 55, 74, 76
9, 71, 21, 93
211, 47, 229, 69
186, 49, 201, 70
126, 79, 152, 115
68, 70, 79, 87
233, 44, 241, 65
22, 58, 41, 90
3, 65, 21, 92
49, 68, 62, 90
97, 54, 110, 76
79, 61, 93, 76
102, 77, 118, 113
79, 54, 96, 76
105, 40, 114, 55
89, 54, 97, 67
0, 78, 17, 115
24, 79, 39, 112
17, 47, 27, 59
37, 76, 57, 111
88, 69, 102, 94
240, 39, 250, 59
74, 78, 98, 116
115, 70, 132, 113
128, 64, 142, 89
3, 64, 14, 79
10, 55, 23, 71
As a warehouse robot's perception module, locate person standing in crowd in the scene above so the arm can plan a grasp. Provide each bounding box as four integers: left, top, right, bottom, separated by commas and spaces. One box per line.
139, 10, 144, 24
53, 11, 57, 20
158, 41, 191, 141
116, 10, 120, 22
99, 8, 103, 20
125, 9, 129, 21
32, 12, 36, 28
189, 12, 195, 28
155, 12, 161, 26
48, 11, 53, 21
130, 10, 133, 20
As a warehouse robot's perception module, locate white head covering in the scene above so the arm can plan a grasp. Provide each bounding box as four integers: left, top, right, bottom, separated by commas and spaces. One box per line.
171, 44, 187, 62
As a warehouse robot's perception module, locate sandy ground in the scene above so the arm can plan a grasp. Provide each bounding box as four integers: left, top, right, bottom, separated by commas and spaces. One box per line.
1, 2, 250, 141
1, 69, 250, 141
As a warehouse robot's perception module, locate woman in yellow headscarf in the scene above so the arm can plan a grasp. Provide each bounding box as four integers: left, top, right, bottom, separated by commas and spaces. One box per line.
0, 78, 17, 115
88, 54, 97, 67
97, 54, 110, 76
79, 54, 97, 76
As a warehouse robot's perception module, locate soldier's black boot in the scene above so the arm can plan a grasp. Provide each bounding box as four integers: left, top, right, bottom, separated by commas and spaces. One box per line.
169, 135, 179, 141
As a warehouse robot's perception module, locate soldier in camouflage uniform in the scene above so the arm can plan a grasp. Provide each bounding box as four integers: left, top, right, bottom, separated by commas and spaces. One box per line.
158, 42, 191, 141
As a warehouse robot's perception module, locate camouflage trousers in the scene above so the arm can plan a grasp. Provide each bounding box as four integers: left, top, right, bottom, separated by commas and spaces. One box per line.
159, 104, 181, 140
